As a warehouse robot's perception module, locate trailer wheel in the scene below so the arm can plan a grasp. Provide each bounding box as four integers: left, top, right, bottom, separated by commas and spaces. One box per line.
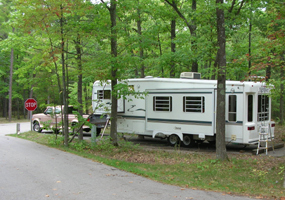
168, 134, 180, 146
183, 134, 194, 147
96, 128, 101, 136
208, 141, 215, 146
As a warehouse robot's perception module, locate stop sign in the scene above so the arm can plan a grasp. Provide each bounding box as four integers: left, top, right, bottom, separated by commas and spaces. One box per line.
25, 98, 37, 111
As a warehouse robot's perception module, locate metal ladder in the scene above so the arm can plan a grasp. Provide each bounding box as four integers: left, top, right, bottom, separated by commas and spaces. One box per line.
256, 94, 274, 155
256, 125, 270, 155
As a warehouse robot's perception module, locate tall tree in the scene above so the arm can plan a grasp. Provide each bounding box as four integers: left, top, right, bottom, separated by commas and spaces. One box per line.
215, 0, 228, 161
101, 0, 119, 146
58, 4, 69, 147
136, 0, 145, 78
74, 34, 84, 140
8, 27, 14, 121
170, 19, 176, 77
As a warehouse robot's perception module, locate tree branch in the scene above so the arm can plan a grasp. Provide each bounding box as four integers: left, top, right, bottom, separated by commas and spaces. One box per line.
236, 0, 245, 15
101, 0, 110, 11
164, 0, 194, 34
228, 0, 236, 13
164, 0, 174, 7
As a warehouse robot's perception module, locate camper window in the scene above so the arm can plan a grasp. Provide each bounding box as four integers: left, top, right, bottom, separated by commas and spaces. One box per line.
153, 96, 172, 111
228, 95, 237, 121
247, 95, 253, 122
97, 90, 111, 100
183, 96, 205, 113
258, 95, 269, 121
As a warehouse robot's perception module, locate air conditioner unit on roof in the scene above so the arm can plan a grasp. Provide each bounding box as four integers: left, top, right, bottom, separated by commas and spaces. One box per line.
180, 72, 201, 79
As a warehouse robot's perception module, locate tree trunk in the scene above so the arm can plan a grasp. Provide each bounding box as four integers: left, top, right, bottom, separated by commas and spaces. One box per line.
170, 19, 176, 78
137, 5, 145, 78
8, 47, 14, 121
8, 26, 15, 121
266, 65, 271, 81
17, 97, 20, 119
215, 0, 228, 161
191, 0, 198, 72
280, 55, 285, 124
248, 0, 252, 75
109, 0, 118, 146
4, 92, 7, 119
60, 5, 69, 147
280, 79, 284, 125
75, 34, 83, 140
48, 36, 62, 98
84, 85, 88, 114
157, 33, 163, 76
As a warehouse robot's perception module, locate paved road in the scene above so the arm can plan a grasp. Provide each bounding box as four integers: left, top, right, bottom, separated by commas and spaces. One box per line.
0, 122, 257, 200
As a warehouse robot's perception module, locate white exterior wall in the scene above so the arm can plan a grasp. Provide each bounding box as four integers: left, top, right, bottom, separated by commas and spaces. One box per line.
145, 89, 215, 140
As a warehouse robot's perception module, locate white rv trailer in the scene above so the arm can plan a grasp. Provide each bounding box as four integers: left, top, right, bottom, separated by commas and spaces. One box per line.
92, 72, 275, 146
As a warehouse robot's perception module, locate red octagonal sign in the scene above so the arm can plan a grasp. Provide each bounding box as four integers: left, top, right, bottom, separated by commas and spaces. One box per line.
25, 98, 37, 111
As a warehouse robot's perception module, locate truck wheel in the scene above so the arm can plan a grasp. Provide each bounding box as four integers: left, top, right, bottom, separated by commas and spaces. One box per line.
168, 134, 180, 146
33, 121, 42, 133
183, 134, 194, 147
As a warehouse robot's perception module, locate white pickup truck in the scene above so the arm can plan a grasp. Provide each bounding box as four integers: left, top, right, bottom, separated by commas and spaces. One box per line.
32, 105, 108, 134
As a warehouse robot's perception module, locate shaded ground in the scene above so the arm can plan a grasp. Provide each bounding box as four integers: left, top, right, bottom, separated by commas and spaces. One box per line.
95, 125, 285, 167
107, 124, 285, 157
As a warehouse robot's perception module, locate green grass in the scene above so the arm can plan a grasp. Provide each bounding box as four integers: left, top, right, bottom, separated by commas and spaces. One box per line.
9, 131, 285, 199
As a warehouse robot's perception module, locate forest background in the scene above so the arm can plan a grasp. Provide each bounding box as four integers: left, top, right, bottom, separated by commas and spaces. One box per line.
0, 0, 284, 124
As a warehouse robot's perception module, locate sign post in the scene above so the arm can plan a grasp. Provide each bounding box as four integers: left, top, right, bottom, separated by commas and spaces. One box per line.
25, 98, 37, 131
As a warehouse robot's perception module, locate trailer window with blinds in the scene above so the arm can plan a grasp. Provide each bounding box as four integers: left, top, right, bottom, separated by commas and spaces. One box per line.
153, 96, 172, 111
258, 95, 269, 121
97, 90, 111, 100
183, 96, 205, 113
228, 95, 237, 121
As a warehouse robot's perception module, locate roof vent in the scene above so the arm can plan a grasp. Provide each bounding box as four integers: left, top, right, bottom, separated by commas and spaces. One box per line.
180, 72, 201, 79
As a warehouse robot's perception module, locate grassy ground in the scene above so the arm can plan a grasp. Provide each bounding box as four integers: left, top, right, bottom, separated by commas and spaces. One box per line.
8, 125, 285, 200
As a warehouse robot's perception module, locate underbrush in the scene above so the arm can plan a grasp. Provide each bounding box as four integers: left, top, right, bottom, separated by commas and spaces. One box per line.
9, 131, 285, 199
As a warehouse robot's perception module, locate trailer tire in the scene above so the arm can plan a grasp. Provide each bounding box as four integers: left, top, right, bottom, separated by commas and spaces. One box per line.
168, 134, 180, 146
138, 135, 144, 139
208, 141, 215, 146
96, 128, 101, 136
183, 134, 194, 147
